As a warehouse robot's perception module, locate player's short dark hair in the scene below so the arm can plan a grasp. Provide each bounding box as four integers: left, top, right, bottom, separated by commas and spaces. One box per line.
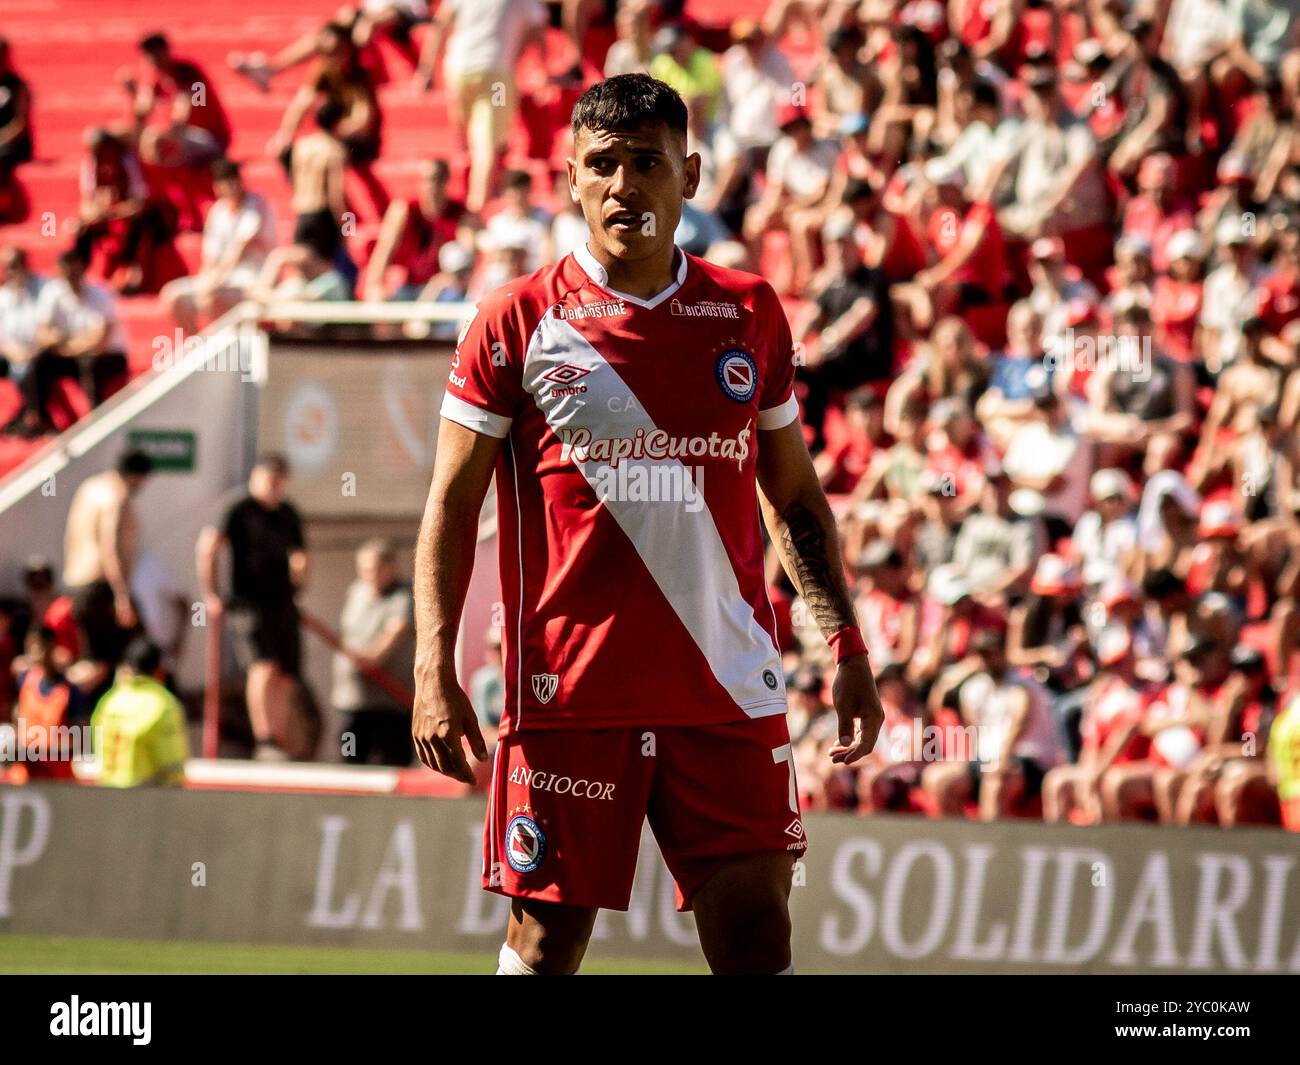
139, 32, 169, 54
255, 452, 291, 476
211, 158, 241, 183
118, 449, 154, 478
571, 74, 688, 142
123, 637, 162, 676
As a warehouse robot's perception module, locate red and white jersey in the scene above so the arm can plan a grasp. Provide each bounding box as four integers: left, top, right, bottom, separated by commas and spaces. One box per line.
441, 244, 799, 732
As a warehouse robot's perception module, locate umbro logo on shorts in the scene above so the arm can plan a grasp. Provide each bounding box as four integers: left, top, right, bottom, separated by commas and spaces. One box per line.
532, 673, 559, 703
784, 818, 805, 840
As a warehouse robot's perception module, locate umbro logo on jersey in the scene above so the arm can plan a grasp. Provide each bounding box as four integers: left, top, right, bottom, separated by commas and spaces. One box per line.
669, 297, 741, 319
784, 818, 806, 841
716, 349, 758, 402
542, 363, 591, 397
532, 673, 559, 703
542, 364, 591, 385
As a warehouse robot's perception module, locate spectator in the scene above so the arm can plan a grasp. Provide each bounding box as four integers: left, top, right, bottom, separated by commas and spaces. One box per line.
481, 169, 551, 272
333, 539, 415, 767
1270, 691, 1300, 831
365, 158, 473, 301
1072, 468, 1139, 589
922, 626, 1064, 821
1199, 219, 1265, 371
648, 24, 723, 127
0, 37, 34, 219
1002, 384, 1092, 531
1042, 627, 1154, 824
743, 104, 839, 293
13, 626, 90, 781
417, 0, 548, 212
231, 2, 430, 90
74, 128, 181, 295
269, 22, 386, 217
128, 550, 188, 685
280, 100, 350, 265
197, 454, 307, 760
994, 60, 1111, 281
61, 450, 153, 677
0, 246, 45, 423
26, 249, 129, 434
160, 159, 277, 335
469, 627, 504, 730
792, 212, 893, 443
249, 240, 354, 305
124, 32, 232, 169
603, 0, 654, 78
90, 637, 189, 787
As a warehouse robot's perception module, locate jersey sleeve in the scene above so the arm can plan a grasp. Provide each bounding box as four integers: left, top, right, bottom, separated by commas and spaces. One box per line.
440, 290, 527, 438
757, 283, 799, 431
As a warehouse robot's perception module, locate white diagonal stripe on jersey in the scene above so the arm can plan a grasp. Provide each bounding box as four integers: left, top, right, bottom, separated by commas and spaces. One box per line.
522, 315, 787, 716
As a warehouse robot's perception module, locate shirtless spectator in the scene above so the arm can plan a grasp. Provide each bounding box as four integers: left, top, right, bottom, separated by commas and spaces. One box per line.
365, 158, 474, 301
62, 450, 153, 680
280, 100, 349, 266
160, 160, 277, 335
123, 33, 231, 170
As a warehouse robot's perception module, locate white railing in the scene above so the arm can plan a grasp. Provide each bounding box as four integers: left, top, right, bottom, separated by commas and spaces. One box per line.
0, 299, 474, 507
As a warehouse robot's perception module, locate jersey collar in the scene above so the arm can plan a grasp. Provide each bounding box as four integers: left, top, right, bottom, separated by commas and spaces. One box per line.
573, 241, 688, 310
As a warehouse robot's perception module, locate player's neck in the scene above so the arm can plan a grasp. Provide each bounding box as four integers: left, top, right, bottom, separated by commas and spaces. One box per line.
586, 241, 679, 301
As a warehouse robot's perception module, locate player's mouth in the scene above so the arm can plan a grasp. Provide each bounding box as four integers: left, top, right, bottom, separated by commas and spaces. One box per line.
606, 209, 642, 233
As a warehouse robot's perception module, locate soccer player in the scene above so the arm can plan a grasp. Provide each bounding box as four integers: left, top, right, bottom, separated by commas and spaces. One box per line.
412, 74, 885, 975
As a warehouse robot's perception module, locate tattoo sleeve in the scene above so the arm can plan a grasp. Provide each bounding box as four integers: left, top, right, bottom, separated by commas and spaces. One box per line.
771, 497, 858, 637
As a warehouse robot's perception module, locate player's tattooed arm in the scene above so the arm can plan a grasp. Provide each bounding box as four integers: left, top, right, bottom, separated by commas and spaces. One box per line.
755, 420, 859, 638
771, 498, 858, 637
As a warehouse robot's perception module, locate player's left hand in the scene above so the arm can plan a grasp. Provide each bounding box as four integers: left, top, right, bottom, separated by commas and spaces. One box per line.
828, 654, 885, 767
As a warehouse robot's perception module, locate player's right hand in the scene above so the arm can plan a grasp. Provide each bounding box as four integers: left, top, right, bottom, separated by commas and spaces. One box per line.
412, 675, 488, 784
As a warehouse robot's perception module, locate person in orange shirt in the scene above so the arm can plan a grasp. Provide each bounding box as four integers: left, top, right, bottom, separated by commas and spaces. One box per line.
13, 626, 90, 780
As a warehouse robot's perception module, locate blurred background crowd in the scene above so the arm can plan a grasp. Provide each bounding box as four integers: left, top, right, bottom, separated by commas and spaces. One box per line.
0, 0, 1298, 828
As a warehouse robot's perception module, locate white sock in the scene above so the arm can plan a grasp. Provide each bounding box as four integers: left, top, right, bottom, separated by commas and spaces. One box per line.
496, 943, 537, 975
775, 962, 794, 975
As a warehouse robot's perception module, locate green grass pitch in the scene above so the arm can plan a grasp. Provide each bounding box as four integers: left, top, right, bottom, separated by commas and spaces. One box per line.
0, 934, 705, 975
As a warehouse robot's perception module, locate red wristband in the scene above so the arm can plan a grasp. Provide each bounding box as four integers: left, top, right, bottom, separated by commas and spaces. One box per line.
827, 625, 867, 664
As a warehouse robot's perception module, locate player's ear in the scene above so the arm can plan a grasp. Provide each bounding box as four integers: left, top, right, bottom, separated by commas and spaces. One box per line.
683, 151, 701, 201
566, 157, 581, 206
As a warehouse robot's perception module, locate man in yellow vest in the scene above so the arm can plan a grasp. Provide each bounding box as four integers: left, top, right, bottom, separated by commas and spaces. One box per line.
1270, 693, 1300, 832
91, 638, 188, 787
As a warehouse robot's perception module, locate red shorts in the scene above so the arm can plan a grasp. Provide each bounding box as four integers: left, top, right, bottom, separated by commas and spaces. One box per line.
482, 714, 808, 912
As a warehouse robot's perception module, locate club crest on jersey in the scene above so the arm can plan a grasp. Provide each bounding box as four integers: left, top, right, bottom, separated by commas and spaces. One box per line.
505, 813, 548, 873
716, 349, 758, 403
532, 673, 559, 703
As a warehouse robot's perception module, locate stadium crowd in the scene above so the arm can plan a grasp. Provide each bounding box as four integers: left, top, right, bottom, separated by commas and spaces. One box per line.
1, 0, 1299, 827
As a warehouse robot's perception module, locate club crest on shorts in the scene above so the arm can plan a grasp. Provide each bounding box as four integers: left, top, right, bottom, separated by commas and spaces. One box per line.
505, 813, 547, 873
715, 349, 758, 402
532, 673, 559, 703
